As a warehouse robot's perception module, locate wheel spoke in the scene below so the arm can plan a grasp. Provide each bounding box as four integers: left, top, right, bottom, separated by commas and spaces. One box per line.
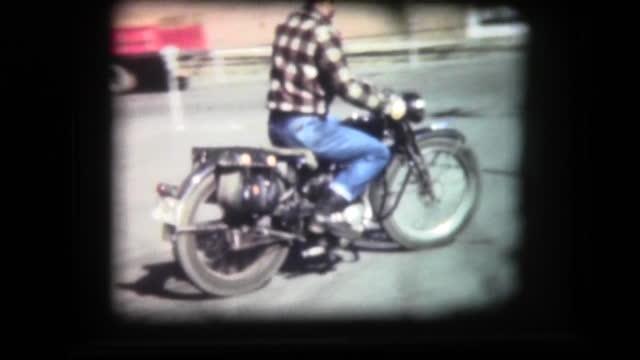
429, 154, 465, 189
194, 227, 272, 276
176, 174, 290, 296
428, 151, 441, 166
196, 235, 227, 267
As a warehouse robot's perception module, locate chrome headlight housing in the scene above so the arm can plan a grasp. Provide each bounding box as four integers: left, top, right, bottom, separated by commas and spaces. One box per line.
402, 92, 426, 123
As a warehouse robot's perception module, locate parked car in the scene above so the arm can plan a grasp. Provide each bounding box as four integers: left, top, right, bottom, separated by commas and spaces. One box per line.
111, 21, 208, 93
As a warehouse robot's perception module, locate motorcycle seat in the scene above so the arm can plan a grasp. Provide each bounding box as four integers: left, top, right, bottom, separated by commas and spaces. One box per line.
259, 146, 318, 170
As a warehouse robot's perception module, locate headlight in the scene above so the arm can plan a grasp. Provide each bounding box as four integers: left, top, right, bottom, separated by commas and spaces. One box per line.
401, 92, 425, 123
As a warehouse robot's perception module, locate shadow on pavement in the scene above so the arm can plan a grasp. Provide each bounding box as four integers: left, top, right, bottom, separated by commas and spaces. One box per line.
115, 241, 405, 300
116, 262, 213, 301
115, 249, 346, 300
278, 247, 348, 279
277, 239, 405, 278
429, 108, 479, 118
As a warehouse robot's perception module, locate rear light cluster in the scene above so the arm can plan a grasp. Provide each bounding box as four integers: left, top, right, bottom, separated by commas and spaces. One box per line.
238, 152, 277, 167
156, 183, 178, 197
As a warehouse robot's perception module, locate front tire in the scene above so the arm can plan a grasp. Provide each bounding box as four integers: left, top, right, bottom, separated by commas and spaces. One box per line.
173, 172, 290, 297
370, 136, 481, 249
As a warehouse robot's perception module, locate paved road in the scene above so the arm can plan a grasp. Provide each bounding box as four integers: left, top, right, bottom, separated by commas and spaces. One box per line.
111, 50, 527, 324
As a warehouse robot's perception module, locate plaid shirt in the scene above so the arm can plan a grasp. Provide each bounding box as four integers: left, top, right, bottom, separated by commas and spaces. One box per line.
266, 8, 390, 116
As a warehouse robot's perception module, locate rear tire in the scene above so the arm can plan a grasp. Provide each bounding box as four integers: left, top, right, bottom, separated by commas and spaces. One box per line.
173, 172, 289, 297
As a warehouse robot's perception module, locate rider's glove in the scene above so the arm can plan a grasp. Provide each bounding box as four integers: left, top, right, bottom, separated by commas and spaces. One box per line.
383, 95, 407, 121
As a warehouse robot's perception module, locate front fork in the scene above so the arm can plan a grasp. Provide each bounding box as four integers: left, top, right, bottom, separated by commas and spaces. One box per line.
406, 134, 436, 201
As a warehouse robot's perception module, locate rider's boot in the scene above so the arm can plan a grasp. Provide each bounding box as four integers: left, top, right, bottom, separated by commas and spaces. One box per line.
308, 189, 361, 242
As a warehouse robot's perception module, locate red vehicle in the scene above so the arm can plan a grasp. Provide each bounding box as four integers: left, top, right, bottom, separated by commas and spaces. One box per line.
110, 21, 208, 93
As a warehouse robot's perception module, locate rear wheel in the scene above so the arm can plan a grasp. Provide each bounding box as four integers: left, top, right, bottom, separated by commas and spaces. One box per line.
173, 172, 289, 297
370, 136, 480, 249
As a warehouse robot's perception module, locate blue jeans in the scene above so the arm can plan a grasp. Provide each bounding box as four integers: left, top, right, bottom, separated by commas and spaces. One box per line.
268, 112, 391, 202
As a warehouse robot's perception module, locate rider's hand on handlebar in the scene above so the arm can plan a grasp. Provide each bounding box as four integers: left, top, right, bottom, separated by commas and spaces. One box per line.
383, 95, 407, 121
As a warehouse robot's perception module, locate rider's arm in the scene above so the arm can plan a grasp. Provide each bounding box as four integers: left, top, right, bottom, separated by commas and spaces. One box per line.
314, 24, 390, 114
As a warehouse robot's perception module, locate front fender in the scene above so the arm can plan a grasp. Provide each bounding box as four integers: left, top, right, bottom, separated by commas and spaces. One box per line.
414, 126, 466, 144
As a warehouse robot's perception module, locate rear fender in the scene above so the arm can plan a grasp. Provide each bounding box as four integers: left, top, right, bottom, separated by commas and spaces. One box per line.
152, 164, 216, 230
176, 163, 218, 200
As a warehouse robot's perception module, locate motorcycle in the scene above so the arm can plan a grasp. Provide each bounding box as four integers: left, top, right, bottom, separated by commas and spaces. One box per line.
151, 91, 481, 297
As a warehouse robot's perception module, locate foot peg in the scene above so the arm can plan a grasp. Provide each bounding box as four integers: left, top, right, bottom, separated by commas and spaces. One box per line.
308, 213, 361, 240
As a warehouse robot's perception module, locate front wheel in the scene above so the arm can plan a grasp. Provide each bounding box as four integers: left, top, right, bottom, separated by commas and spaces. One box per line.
369, 136, 481, 249
172, 171, 290, 297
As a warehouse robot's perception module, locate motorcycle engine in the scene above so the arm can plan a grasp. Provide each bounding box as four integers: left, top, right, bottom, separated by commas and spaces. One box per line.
302, 174, 333, 202
217, 169, 283, 216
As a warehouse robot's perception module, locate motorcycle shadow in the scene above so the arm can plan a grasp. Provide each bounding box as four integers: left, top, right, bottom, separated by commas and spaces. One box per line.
114, 250, 351, 300
278, 239, 407, 279
116, 262, 214, 301
115, 242, 406, 300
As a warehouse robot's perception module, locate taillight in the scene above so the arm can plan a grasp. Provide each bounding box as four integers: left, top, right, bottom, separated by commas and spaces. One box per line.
239, 153, 252, 166
156, 183, 177, 197
266, 155, 277, 167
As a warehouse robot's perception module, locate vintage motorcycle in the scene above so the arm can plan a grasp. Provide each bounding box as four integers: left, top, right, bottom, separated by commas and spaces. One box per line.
151, 91, 481, 297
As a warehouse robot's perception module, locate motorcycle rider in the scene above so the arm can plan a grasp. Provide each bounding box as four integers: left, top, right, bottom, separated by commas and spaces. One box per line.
266, 0, 408, 239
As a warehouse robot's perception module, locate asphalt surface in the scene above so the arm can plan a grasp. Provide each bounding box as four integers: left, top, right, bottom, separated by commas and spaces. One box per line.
111, 50, 527, 324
